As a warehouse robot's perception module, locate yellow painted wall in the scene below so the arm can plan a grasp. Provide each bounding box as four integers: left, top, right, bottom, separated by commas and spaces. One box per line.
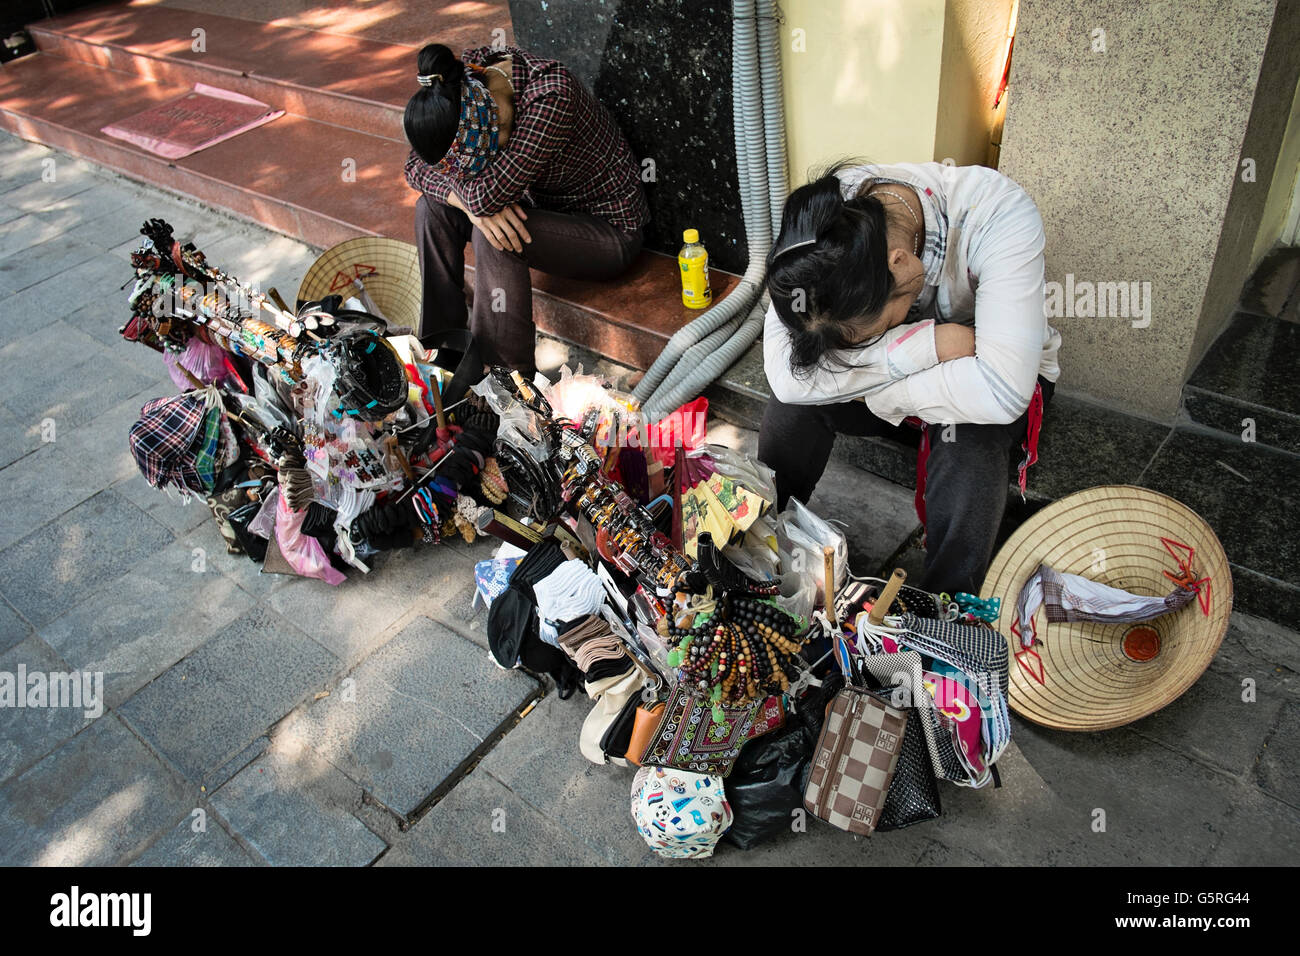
778, 0, 1014, 188
778, 0, 946, 187
1250, 77, 1300, 266
933, 0, 1013, 167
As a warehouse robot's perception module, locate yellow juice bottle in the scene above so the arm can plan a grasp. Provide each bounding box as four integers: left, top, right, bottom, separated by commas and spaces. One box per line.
678, 228, 712, 309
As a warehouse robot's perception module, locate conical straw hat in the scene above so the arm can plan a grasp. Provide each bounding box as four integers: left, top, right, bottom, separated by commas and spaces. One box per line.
298, 237, 421, 331
981, 485, 1232, 732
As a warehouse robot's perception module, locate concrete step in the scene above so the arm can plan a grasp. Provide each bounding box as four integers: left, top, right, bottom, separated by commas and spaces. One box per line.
0, 51, 416, 249
27, 3, 426, 141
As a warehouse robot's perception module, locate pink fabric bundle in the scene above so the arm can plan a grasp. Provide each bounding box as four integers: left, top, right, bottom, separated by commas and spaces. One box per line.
275, 493, 346, 586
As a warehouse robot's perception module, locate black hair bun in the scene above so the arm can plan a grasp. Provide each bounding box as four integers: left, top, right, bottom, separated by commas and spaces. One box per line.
416, 43, 464, 89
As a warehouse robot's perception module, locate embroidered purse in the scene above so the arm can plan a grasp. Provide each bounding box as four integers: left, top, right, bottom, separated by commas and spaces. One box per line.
638, 684, 785, 777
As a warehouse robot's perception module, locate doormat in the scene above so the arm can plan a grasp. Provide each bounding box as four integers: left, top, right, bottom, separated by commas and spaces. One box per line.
101, 83, 284, 160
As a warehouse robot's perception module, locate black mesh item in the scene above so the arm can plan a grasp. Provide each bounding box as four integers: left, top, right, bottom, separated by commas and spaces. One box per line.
876, 707, 942, 831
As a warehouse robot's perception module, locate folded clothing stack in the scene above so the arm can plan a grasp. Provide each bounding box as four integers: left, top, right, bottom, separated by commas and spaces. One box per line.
558, 614, 628, 676
534, 559, 608, 647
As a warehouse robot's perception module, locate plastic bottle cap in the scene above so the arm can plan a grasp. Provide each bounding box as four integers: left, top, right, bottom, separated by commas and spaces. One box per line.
682, 228, 700, 243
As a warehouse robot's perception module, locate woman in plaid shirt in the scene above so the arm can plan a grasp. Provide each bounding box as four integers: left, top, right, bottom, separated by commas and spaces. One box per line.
404, 43, 649, 374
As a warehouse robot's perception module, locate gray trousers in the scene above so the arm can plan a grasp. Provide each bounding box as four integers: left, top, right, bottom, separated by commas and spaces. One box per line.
757, 378, 1053, 595
415, 194, 643, 375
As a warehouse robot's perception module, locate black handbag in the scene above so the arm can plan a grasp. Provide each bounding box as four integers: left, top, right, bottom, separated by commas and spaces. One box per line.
875, 703, 942, 830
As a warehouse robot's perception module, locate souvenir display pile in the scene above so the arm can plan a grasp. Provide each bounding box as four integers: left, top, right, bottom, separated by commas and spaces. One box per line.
114, 218, 1037, 858
464, 366, 1024, 858
118, 219, 510, 579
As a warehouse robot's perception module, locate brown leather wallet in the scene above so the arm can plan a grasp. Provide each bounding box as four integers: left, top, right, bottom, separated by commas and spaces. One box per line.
626, 701, 666, 766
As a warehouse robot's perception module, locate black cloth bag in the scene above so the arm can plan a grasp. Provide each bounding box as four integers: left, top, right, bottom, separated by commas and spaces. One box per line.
723, 672, 843, 850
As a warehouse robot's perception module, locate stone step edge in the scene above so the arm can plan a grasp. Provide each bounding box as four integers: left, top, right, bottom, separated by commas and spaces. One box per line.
27, 24, 406, 142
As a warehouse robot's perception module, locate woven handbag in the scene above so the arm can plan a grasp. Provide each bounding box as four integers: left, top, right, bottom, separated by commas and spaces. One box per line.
876, 704, 941, 830
803, 685, 907, 836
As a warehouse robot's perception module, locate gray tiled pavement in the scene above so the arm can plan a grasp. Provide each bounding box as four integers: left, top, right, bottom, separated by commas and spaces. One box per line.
0, 132, 1297, 866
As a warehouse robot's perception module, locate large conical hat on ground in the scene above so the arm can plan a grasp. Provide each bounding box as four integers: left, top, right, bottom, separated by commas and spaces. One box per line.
981, 485, 1232, 732
298, 237, 421, 331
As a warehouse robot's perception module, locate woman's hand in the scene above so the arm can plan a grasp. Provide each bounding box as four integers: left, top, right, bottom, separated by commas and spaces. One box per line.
935, 322, 976, 361
469, 203, 532, 253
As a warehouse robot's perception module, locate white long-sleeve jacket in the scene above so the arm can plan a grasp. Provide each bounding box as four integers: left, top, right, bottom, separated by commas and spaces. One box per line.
763, 161, 1061, 426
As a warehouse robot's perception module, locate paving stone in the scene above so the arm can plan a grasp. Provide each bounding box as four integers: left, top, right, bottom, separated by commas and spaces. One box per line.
39, 534, 258, 708
0, 321, 156, 432
648, 815, 928, 867
1127, 664, 1285, 777
34, 187, 169, 253
0, 442, 105, 553
1, 254, 141, 346
807, 453, 920, 577
264, 543, 463, 666
1254, 699, 1300, 806
205, 735, 270, 793
1204, 784, 1300, 865
0, 636, 96, 785
209, 740, 386, 867
45, 380, 171, 491
1010, 720, 1238, 865
180, 521, 290, 600
0, 158, 106, 214
201, 231, 321, 306
0, 400, 38, 468
919, 738, 1121, 866
0, 488, 174, 628
130, 814, 260, 866
1139, 428, 1300, 588
379, 769, 606, 867
112, 469, 214, 538
118, 606, 340, 781
0, 596, 30, 653
283, 616, 539, 817
1211, 611, 1300, 688
914, 839, 991, 865
0, 234, 103, 296
477, 692, 650, 865
0, 715, 189, 866
1223, 562, 1300, 627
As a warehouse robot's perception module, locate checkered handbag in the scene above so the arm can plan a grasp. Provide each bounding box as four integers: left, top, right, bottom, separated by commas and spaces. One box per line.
803, 685, 908, 836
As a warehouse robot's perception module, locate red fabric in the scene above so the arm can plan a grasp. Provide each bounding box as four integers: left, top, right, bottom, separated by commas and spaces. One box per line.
911, 381, 1046, 531
914, 426, 931, 531
1017, 382, 1045, 497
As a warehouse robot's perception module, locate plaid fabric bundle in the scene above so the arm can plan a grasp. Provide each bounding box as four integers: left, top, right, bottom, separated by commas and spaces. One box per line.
1016, 562, 1197, 637
804, 685, 907, 836
128, 389, 231, 494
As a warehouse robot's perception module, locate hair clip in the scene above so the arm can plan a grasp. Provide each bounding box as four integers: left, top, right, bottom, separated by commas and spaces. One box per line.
771, 237, 815, 261
416, 73, 444, 87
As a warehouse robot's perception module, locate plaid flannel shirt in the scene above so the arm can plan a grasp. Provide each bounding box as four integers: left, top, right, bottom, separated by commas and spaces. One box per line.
404, 46, 649, 234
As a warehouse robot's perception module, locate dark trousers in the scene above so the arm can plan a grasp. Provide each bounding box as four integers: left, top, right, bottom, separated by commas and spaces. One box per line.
415, 194, 643, 375
757, 378, 1054, 596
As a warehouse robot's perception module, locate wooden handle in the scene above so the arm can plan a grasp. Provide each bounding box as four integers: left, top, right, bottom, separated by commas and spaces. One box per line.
430, 370, 447, 430
868, 568, 907, 626
266, 287, 292, 313
823, 546, 838, 628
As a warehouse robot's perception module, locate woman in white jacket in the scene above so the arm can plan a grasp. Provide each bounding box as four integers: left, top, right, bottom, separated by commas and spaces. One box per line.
760, 161, 1061, 595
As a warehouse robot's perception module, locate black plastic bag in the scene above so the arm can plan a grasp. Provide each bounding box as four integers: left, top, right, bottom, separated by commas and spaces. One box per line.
723, 672, 843, 850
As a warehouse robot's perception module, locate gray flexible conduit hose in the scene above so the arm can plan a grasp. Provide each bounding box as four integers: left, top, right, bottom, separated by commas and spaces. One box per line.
635, 0, 789, 423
